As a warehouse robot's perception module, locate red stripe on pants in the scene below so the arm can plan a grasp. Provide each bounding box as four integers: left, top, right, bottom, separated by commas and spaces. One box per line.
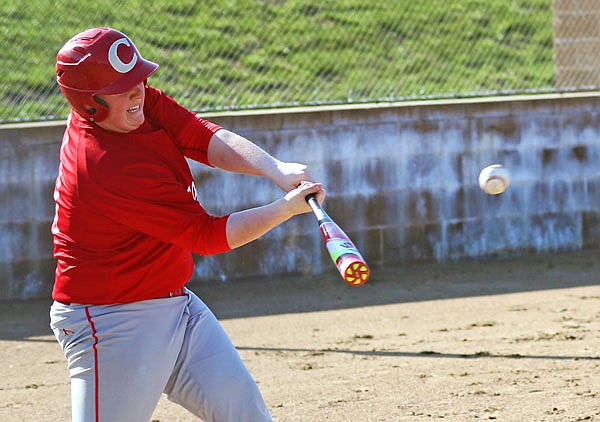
85, 307, 100, 422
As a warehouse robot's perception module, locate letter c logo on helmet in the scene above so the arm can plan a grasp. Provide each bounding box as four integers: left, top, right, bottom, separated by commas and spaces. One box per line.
108, 38, 138, 73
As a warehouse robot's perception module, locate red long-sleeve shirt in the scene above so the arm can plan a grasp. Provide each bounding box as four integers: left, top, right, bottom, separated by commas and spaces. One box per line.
52, 86, 230, 304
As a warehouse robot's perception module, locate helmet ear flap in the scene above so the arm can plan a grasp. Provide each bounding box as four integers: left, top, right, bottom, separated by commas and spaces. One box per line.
75, 96, 109, 122
86, 96, 109, 122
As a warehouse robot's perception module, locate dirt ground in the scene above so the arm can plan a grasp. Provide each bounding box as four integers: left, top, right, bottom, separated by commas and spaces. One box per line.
1, 249, 599, 421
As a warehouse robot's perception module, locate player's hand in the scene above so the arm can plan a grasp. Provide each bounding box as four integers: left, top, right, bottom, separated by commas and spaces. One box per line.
283, 181, 325, 215
272, 160, 315, 192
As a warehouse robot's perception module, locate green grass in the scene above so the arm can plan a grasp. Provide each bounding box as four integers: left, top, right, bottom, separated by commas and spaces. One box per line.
0, 0, 554, 123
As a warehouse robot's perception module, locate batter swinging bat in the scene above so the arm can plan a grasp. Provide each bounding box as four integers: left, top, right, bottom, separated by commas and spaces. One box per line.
305, 194, 370, 286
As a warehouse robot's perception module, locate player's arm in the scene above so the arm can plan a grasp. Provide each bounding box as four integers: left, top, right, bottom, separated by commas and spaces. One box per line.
226, 181, 324, 249
207, 128, 315, 191
145, 88, 313, 191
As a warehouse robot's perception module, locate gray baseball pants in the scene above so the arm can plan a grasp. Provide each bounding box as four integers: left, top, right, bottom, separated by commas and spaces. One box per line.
50, 289, 271, 421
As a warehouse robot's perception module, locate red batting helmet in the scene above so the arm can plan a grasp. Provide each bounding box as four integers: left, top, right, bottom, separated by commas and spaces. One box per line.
56, 27, 158, 122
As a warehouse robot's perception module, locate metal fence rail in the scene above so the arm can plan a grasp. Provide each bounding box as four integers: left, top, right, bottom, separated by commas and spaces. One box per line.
0, 0, 598, 123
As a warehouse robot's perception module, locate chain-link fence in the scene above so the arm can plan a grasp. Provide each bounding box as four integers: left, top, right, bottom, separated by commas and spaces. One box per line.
1, 0, 598, 124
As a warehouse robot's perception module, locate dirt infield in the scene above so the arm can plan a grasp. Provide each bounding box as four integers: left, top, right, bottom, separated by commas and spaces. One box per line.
1, 249, 599, 421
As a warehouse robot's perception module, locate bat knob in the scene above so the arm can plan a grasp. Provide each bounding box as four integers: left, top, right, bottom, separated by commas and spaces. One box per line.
338, 255, 370, 286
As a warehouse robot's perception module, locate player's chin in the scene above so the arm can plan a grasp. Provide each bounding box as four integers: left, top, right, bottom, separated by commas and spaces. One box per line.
125, 110, 145, 130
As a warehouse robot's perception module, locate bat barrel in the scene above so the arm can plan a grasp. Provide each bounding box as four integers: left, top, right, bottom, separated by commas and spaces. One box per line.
305, 192, 370, 286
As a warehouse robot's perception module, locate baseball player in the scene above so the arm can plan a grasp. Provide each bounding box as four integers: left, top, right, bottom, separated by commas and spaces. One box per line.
49, 27, 325, 422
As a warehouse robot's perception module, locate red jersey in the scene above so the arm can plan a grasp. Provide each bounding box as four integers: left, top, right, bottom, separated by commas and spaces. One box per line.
52, 86, 231, 304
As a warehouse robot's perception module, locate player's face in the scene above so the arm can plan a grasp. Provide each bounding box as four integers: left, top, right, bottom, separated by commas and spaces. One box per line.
95, 82, 146, 133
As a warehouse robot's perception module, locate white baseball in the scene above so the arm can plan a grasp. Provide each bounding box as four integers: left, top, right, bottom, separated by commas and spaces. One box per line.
478, 164, 510, 195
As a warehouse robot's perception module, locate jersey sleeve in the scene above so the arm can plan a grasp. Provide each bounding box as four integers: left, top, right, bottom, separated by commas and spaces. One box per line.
81, 148, 231, 256
143, 85, 223, 164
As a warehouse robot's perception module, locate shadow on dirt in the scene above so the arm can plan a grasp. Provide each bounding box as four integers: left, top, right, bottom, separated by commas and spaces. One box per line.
236, 345, 600, 361
0, 248, 598, 340
195, 248, 599, 320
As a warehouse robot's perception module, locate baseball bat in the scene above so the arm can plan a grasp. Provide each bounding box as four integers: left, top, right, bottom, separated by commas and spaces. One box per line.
305, 194, 370, 286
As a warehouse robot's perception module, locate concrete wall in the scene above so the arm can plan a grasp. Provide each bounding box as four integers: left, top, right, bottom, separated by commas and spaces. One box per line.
1, 93, 599, 300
